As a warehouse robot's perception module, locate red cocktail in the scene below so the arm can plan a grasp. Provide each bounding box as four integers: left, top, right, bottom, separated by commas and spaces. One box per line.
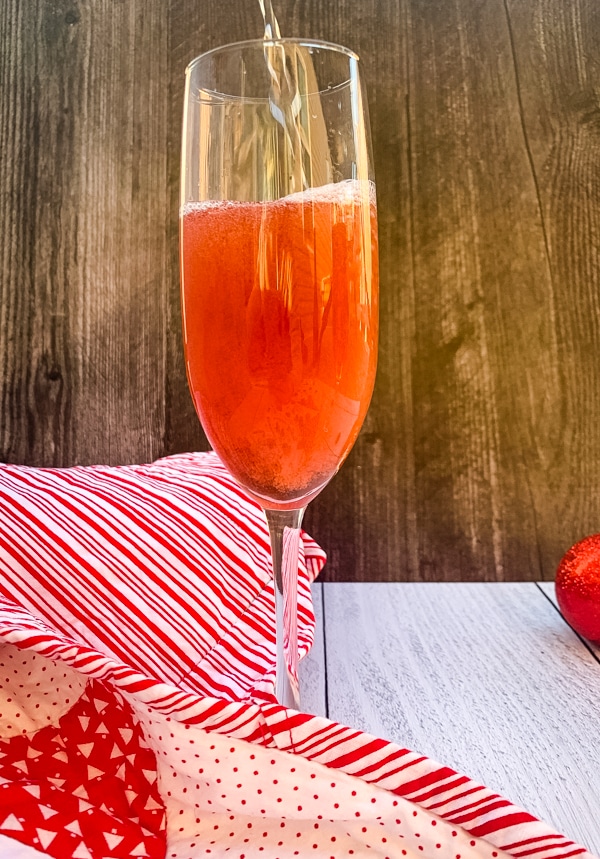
181, 182, 378, 509
180, 39, 378, 707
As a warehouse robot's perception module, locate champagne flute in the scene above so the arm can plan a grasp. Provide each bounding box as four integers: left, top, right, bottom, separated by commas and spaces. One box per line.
180, 38, 378, 709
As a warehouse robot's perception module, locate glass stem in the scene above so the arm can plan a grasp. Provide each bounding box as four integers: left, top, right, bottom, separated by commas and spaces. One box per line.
265, 507, 305, 709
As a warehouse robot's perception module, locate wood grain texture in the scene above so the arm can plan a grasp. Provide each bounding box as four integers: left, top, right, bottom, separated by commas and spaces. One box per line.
2, 1, 600, 581
502, 1, 600, 578
299, 583, 327, 717
398, 0, 555, 582
0, 0, 169, 467
537, 580, 600, 660
323, 582, 600, 855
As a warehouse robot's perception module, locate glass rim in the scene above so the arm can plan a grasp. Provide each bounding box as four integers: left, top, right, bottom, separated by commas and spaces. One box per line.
185, 37, 360, 77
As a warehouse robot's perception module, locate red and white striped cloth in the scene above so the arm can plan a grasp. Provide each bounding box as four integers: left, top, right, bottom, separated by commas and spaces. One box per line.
0, 452, 594, 859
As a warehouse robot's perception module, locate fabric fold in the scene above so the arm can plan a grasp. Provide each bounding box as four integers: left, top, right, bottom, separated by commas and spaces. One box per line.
0, 453, 595, 859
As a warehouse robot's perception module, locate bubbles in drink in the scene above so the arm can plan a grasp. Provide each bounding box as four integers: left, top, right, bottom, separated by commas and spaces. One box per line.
180, 179, 378, 506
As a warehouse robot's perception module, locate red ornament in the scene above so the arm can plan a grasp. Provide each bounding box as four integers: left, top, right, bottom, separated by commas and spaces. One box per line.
555, 534, 600, 642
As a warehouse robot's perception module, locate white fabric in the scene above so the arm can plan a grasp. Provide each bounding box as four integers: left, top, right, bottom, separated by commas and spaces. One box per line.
134, 701, 513, 859
0, 833, 46, 859
0, 645, 86, 738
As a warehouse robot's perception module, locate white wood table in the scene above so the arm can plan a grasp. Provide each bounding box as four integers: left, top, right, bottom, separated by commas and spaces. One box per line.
300, 582, 600, 857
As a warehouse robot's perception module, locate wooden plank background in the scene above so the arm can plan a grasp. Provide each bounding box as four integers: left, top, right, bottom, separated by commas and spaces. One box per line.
1, 0, 600, 582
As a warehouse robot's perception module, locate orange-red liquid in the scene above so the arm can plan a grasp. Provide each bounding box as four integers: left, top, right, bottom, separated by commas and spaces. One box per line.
180, 181, 378, 509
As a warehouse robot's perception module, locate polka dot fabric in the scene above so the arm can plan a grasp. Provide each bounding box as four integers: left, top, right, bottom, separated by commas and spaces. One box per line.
134, 703, 511, 859
0, 453, 595, 859
0, 645, 85, 738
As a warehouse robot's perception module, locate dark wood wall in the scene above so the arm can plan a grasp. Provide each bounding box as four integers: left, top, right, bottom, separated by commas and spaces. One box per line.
2, 0, 600, 582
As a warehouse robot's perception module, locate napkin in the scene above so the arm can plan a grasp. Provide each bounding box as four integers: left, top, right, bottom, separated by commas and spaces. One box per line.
0, 452, 594, 859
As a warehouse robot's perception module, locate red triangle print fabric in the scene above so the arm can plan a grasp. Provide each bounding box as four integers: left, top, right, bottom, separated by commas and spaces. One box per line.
0, 651, 165, 859
0, 452, 595, 859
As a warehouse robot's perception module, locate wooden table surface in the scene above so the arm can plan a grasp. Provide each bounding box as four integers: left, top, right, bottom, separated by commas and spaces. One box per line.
301, 582, 600, 857
3, 1, 600, 583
